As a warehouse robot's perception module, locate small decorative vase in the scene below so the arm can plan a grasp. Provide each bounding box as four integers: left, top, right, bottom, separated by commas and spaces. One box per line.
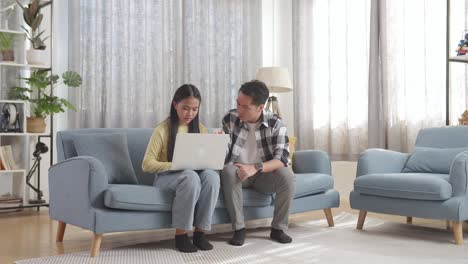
26, 49, 45, 65
27, 117, 46, 133
1, 50, 14, 61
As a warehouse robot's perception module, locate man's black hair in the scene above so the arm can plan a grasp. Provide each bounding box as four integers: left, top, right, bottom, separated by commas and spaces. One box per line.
238, 80, 269, 106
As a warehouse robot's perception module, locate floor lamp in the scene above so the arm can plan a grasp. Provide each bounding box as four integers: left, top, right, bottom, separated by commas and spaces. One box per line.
255, 67, 293, 119
26, 142, 48, 204
256, 67, 297, 158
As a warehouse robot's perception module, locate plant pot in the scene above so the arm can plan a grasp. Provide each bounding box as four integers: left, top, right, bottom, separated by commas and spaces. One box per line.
26, 49, 46, 65
27, 117, 46, 133
1, 50, 14, 61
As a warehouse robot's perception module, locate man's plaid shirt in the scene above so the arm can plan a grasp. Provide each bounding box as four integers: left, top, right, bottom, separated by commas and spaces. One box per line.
222, 109, 290, 166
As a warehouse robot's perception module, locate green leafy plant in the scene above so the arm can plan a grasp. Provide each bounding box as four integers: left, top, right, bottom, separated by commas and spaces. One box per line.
10, 69, 82, 118
0, 32, 15, 51
16, 0, 51, 50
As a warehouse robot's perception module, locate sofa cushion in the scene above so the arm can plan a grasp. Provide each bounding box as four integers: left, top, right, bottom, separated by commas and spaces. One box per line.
217, 189, 273, 208
104, 184, 173, 211
354, 173, 452, 201
72, 133, 138, 184
403, 147, 468, 174
106, 184, 273, 211
294, 173, 334, 198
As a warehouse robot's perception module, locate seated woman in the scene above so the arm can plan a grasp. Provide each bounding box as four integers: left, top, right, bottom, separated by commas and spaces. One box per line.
142, 84, 220, 253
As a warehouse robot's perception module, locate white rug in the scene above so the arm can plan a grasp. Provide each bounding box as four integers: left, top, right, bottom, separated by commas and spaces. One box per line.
15, 213, 468, 264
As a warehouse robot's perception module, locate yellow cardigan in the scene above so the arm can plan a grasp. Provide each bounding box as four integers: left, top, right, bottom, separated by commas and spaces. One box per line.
142, 119, 208, 173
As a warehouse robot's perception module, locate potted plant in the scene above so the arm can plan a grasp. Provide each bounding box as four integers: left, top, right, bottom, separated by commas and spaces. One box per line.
10, 69, 82, 133
16, 0, 50, 64
0, 32, 15, 61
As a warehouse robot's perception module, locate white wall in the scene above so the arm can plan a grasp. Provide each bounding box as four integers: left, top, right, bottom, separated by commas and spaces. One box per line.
32, 1, 69, 202
53, 1, 69, 133
27, 2, 53, 202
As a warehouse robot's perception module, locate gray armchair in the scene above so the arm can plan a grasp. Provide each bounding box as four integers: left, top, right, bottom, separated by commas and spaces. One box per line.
350, 126, 468, 244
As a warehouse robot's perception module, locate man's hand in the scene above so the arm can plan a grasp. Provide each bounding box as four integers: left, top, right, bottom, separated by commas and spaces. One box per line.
235, 163, 258, 181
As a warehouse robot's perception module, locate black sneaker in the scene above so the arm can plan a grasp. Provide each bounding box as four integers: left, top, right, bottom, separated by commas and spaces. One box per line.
175, 233, 198, 253
270, 228, 292, 244
229, 228, 245, 246
193, 231, 214, 250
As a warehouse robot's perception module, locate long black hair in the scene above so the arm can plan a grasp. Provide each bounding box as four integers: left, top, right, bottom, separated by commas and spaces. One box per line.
167, 84, 201, 161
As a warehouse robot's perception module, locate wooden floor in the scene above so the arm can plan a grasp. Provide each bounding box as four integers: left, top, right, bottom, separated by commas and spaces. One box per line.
0, 200, 461, 263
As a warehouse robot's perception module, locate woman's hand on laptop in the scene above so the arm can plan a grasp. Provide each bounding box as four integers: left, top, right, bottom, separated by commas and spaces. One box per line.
212, 129, 224, 134
234, 163, 257, 181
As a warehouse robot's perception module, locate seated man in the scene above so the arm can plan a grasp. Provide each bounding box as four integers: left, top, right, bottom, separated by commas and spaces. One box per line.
221, 80, 296, 246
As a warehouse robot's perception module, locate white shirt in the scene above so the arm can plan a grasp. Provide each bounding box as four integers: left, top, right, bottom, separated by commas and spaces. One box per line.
237, 122, 262, 165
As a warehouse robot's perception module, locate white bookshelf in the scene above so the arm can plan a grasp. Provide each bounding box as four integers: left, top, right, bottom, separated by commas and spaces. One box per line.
0, 169, 26, 173
0, 1, 52, 210
0, 133, 49, 136
449, 56, 468, 63
0, 29, 24, 35
0, 62, 50, 69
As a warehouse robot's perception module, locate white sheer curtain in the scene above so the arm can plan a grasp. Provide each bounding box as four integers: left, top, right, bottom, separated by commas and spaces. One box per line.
68, 0, 261, 129
182, 0, 262, 127
293, 0, 446, 159
292, 0, 371, 160
378, 0, 446, 152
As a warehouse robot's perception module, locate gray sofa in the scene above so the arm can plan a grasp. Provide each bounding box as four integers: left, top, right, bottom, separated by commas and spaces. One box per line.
350, 126, 468, 244
49, 128, 340, 256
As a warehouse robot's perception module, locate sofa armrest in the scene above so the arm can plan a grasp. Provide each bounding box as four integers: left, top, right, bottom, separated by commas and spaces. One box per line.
48, 156, 109, 229
449, 152, 468, 197
356, 149, 409, 177
292, 150, 331, 175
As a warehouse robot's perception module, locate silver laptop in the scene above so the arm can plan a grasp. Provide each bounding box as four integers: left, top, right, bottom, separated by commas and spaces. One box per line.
171, 133, 230, 170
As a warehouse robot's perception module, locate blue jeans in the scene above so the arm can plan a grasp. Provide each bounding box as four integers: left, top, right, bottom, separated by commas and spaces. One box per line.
153, 170, 220, 231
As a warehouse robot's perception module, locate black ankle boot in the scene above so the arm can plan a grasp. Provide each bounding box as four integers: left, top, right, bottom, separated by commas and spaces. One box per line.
175, 233, 198, 253
193, 231, 213, 250
270, 228, 292, 244
229, 228, 245, 246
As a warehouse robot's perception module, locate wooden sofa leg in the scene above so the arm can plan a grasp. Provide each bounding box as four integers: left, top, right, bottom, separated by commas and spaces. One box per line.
56, 221, 66, 242
406, 217, 412, 224
91, 234, 103, 257
323, 208, 334, 227
453, 222, 464, 245
357, 210, 367, 230
446, 220, 451, 230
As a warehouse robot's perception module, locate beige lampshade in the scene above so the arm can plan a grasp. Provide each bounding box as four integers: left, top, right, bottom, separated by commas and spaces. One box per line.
255, 67, 293, 93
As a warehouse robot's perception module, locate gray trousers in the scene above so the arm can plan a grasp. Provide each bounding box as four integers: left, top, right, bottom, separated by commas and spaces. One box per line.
153, 169, 220, 231
221, 164, 296, 230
